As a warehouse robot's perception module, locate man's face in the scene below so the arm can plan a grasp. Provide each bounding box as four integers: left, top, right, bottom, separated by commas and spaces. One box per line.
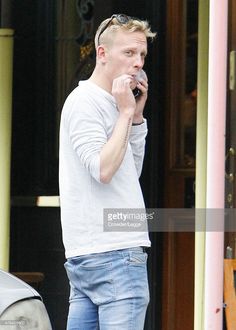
104, 29, 148, 84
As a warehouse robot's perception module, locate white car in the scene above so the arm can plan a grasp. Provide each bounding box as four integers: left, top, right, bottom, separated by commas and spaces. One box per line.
0, 269, 52, 329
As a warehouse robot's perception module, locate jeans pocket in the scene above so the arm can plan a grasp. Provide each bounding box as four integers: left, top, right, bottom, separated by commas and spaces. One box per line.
127, 251, 147, 265
79, 262, 115, 305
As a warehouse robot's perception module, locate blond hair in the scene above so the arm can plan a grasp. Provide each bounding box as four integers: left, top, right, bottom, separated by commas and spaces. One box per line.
95, 15, 156, 48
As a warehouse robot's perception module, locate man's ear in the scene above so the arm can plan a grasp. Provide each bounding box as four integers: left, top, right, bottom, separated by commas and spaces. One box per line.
97, 45, 107, 63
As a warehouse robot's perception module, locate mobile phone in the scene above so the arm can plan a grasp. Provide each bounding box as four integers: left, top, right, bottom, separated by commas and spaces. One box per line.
133, 87, 141, 98
132, 69, 147, 98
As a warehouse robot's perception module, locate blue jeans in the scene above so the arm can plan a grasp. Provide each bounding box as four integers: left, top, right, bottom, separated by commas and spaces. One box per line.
64, 247, 150, 330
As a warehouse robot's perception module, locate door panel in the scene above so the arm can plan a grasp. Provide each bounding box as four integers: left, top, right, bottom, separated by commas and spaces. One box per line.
225, 0, 236, 256
162, 1, 198, 329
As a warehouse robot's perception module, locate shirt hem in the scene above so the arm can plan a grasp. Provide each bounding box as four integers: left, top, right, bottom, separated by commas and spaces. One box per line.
65, 240, 151, 258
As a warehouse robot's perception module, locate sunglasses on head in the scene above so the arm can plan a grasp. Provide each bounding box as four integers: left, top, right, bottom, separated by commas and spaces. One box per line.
97, 14, 131, 45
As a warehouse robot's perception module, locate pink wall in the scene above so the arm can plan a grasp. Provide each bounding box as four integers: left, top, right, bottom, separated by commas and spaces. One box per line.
204, 0, 228, 328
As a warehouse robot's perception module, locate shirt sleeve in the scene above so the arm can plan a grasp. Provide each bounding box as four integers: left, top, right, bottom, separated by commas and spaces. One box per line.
66, 102, 107, 183
129, 119, 148, 177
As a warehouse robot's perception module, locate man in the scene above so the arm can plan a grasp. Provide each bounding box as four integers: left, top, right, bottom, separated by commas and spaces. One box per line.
59, 14, 156, 330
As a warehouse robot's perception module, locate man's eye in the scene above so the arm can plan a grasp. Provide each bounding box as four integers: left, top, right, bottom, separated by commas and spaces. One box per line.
125, 51, 133, 56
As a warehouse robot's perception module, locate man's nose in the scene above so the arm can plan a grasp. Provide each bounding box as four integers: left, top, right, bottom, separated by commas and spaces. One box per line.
134, 55, 144, 68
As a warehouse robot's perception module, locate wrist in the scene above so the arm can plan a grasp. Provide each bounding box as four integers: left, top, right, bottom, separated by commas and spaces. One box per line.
118, 106, 135, 117
118, 112, 134, 127
132, 115, 144, 125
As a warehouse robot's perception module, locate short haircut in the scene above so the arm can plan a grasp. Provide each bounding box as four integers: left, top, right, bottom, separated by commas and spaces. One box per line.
95, 15, 157, 48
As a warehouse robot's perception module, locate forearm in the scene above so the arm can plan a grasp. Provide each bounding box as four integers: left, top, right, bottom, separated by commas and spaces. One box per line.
129, 119, 148, 177
99, 73, 148, 183
100, 112, 133, 183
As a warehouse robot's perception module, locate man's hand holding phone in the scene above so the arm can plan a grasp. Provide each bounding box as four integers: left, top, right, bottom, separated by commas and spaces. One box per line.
132, 69, 148, 124
111, 70, 148, 124
132, 69, 148, 98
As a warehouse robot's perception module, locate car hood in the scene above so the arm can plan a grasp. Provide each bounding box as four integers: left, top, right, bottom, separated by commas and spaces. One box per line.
0, 269, 41, 316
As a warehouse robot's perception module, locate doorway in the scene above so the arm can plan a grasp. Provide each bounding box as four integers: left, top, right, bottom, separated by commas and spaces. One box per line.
162, 1, 198, 329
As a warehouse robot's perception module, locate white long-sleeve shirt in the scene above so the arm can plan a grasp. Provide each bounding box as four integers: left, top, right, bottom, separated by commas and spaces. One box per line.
59, 80, 151, 258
